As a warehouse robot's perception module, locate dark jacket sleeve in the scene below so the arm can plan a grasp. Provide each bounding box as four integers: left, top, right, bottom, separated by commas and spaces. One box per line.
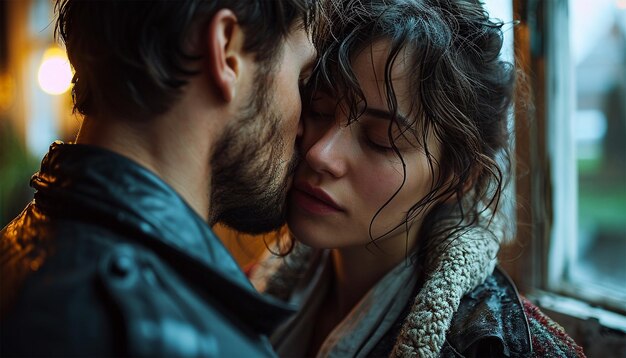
1, 223, 123, 357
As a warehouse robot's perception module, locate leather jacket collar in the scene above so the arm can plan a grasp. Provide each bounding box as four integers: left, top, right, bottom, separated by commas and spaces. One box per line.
442, 267, 533, 357
31, 141, 294, 334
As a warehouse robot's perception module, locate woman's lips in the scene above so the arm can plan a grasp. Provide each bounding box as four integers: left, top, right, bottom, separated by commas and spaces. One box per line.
292, 182, 343, 215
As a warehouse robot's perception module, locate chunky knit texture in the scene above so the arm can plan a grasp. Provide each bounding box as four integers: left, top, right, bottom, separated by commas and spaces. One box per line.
390, 220, 501, 357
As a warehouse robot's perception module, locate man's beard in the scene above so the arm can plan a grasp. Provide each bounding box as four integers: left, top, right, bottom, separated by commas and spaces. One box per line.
209, 68, 300, 234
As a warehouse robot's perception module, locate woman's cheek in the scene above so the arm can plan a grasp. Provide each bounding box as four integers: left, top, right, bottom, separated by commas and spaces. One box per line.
360, 164, 405, 212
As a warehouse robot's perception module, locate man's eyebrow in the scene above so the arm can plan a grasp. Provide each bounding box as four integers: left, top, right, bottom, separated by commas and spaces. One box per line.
361, 107, 410, 127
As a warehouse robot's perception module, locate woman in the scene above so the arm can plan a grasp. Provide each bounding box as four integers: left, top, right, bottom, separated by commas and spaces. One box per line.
250, 0, 585, 356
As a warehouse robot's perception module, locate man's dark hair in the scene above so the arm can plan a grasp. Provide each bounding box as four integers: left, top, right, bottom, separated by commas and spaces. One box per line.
55, 0, 318, 120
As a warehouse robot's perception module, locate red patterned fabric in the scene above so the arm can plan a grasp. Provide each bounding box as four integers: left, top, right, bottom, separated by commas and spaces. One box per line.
522, 297, 587, 357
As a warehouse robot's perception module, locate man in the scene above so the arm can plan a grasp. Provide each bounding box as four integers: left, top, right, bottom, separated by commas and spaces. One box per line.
0, 0, 318, 356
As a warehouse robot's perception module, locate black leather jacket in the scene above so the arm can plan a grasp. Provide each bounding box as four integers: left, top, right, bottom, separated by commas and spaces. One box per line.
439, 268, 532, 357
370, 267, 533, 357
0, 142, 293, 357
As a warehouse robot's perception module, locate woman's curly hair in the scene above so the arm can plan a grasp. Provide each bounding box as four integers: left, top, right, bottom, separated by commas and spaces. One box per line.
307, 0, 516, 253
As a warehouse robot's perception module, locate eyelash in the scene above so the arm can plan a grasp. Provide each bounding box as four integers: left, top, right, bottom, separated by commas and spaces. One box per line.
362, 132, 394, 153
308, 110, 394, 153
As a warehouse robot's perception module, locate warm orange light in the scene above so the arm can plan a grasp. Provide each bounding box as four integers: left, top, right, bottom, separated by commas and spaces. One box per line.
37, 47, 72, 95
0, 73, 15, 111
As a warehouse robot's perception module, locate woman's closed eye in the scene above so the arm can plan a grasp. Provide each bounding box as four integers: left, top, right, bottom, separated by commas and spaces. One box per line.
360, 115, 420, 155
363, 133, 394, 153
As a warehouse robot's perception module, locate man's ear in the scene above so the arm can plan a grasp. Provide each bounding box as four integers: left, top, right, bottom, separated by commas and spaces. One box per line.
206, 9, 246, 103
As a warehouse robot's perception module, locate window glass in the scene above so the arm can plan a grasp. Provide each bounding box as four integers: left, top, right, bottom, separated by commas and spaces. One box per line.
481, 0, 516, 238
567, 0, 626, 308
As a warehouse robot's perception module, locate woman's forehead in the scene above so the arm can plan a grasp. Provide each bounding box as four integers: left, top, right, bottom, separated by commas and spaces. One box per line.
351, 40, 414, 112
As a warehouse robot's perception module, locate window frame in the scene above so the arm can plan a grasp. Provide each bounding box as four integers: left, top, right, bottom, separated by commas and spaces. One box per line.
499, 0, 626, 341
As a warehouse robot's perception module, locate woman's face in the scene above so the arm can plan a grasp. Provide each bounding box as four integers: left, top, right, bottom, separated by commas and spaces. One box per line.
287, 41, 443, 250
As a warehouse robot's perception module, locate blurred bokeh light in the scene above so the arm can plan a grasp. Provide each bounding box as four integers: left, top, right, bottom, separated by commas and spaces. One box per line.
37, 47, 72, 95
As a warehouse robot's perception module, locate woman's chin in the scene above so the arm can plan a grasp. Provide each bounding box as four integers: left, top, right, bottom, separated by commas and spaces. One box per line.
287, 226, 319, 248
287, 221, 332, 250
287, 208, 356, 249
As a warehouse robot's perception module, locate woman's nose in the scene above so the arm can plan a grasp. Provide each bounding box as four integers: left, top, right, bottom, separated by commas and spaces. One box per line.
304, 121, 349, 178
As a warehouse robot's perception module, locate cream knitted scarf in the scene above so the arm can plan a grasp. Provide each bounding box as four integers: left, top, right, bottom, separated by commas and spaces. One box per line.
390, 216, 502, 357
